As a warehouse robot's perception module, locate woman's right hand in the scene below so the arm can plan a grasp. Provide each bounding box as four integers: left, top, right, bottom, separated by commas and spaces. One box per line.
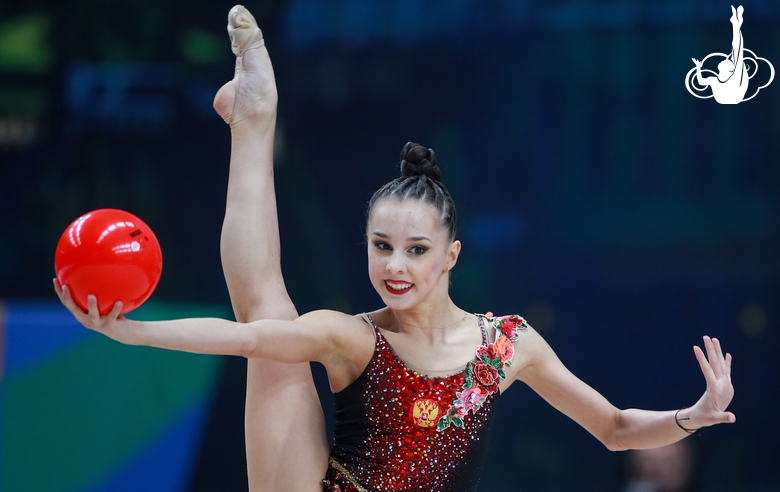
53, 278, 134, 344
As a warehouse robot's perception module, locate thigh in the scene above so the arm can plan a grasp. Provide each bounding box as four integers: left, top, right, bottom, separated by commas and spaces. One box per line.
245, 359, 329, 492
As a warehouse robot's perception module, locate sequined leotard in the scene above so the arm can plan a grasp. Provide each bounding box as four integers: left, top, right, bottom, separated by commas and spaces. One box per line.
323, 313, 526, 492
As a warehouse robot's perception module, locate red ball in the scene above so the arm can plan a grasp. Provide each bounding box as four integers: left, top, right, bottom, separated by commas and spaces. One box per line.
54, 209, 163, 316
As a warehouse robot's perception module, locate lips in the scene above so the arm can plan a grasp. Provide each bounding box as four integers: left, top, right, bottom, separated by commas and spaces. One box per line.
384, 280, 413, 295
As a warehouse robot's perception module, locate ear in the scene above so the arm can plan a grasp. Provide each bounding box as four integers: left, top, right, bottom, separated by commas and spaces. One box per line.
445, 240, 461, 272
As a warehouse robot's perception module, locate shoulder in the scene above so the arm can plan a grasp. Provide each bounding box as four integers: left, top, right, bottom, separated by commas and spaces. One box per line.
297, 310, 377, 386
297, 309, 356, 325
296, 309, 376, 341
482, 314, 556, 380
362, 307, 396, 331
479, 313, 531, 345
484, 313, 528, 337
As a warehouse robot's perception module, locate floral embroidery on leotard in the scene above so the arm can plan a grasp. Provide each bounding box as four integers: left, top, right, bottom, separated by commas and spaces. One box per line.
436, 314, 528, 431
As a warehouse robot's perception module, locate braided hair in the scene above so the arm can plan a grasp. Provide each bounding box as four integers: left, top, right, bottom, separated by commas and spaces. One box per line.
367, 142, 457, 241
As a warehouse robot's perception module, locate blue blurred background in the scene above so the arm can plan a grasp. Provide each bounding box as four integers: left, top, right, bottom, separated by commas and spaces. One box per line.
1, 0, 778, 491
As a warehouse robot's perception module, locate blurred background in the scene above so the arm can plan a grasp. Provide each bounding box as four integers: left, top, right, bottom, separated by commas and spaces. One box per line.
1, 0, 778, 491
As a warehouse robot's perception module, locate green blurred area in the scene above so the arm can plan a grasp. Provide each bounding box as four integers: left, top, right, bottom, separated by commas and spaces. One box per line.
2, 301, 228, 492
0, 13, 52, 73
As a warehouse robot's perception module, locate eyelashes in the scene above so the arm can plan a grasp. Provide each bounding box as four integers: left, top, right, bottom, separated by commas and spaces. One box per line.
409, 246, 428, 255
372, 242, 428, 255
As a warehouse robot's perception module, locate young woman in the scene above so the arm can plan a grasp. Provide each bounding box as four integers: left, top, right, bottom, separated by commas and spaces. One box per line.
54, 6, 735, 492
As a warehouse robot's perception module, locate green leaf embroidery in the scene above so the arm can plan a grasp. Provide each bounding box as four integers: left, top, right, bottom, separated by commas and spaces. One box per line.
435, 314, 524, 433
465, 363, 473, 387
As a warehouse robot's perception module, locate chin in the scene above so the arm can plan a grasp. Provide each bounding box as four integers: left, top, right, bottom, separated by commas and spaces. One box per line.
376, 289, 418, 311
379, 294, 411, 310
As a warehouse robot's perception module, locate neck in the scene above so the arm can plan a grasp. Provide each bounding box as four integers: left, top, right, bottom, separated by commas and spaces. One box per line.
391, 298, 466, 340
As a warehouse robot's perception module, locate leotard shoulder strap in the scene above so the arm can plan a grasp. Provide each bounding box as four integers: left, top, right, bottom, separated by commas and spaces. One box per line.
359, 313, 378, 336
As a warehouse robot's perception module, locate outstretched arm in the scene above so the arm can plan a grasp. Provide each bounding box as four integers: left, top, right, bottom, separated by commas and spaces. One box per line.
54, 280, 349, 364
512, 328, 734, 451
692, 58, 711, 87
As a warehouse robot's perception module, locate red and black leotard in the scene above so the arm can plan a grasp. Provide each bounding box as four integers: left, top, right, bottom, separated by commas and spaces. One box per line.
322, 313, 518, 492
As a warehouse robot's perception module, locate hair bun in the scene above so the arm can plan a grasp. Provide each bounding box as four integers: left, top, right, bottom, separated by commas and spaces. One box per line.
399, 142, 441, 181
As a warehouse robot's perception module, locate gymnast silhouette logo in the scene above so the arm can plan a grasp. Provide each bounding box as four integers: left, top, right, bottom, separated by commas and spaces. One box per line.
685, 5, 774, 104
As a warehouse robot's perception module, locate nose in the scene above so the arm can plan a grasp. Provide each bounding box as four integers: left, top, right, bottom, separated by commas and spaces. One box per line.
386, 251, 407, 274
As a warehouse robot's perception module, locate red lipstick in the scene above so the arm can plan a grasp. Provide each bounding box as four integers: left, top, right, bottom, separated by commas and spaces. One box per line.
384, 280, 413, 295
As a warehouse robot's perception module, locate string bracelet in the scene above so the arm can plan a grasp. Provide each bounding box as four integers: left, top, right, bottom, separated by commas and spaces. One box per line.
675, 408, 698, 435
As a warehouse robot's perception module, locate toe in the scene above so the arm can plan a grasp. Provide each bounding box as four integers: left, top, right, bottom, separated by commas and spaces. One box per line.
228, 5, 264, 57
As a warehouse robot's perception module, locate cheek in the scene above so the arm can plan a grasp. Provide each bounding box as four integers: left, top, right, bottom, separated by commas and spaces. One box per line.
367, 252, 384, 280
417, 256, 447, 283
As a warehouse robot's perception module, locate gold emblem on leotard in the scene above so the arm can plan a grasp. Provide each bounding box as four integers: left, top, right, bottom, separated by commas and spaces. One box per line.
410, 399, 440, 428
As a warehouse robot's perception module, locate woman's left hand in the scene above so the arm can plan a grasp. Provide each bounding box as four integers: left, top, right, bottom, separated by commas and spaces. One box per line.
687, 336, 735, 428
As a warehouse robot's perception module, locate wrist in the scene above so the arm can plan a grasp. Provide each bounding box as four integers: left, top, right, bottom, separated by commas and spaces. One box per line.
118, 318, 142, 346
675, 408, 698, 435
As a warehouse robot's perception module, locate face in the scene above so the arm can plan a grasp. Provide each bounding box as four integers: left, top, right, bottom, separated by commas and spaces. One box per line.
367, 199, 460, 311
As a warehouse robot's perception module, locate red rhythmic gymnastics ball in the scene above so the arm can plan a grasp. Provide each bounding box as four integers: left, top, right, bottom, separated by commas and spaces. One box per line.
54, 209, 163, 316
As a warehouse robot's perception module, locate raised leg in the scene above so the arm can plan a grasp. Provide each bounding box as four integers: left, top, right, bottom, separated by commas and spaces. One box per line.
729, 6, 744, 64
214, 6, 329, 491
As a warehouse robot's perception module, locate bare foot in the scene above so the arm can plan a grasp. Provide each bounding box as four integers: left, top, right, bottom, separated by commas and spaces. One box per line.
213, 5, 278, 127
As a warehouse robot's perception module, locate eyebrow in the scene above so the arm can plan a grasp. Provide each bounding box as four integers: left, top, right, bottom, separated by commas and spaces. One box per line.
371, 232, 432, 242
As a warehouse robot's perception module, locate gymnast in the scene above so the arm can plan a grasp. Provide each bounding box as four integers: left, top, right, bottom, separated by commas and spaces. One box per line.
54, 6, 735, 491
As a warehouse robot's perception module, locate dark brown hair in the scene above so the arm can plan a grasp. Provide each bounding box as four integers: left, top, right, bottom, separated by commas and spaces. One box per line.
367, 142, 457, 241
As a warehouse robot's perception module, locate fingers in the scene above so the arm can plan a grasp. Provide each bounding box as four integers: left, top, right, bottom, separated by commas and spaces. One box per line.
59, 283, 86, 315
53, 278, 72, 311
87, 294, 101, 325
712, 337, 728, 376
703, 336, 725, 379
53, 278, 70, 307
694, 344, 716, 383
108, 299, 124, 320
86, 294, 123, 332
708, 336, 731, 380
53, 279, 122, 334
